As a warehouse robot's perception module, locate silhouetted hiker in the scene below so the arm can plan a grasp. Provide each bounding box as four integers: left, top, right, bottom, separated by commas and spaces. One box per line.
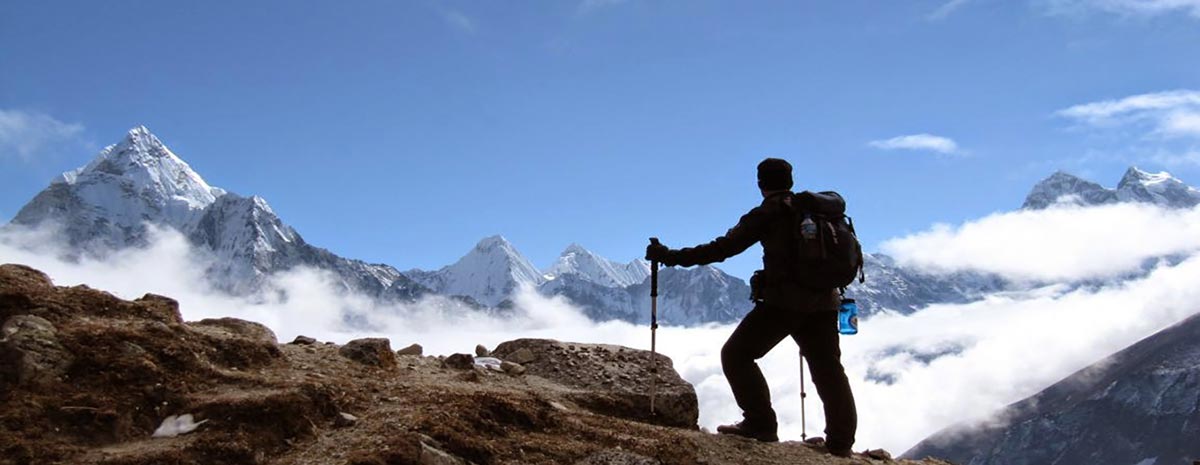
645, 158, 857, 457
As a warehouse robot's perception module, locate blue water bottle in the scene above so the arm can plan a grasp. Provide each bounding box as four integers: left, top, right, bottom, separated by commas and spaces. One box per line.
838, 298, 859, 335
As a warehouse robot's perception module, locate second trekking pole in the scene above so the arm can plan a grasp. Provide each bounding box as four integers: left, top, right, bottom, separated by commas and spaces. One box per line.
800, 349, 808, 441
649, 237, 661, 416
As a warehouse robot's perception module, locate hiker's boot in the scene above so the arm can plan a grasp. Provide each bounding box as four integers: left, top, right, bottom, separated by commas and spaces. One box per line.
715, 421, 778, 442
801, 437, 852, 458
827, 447, 853, 458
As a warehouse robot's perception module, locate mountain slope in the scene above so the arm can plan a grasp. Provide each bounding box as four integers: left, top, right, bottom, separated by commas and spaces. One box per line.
6, 126, 427, 300
903, 311, 1200, 465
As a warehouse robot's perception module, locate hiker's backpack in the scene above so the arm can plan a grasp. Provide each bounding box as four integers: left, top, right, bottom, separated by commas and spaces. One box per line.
789, 191, 865, 290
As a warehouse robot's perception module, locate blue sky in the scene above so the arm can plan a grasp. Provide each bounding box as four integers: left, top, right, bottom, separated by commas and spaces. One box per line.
3, 0, 1200, 280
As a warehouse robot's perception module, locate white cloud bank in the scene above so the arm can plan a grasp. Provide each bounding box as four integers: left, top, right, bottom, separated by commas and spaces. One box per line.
4, 203, 1200, 453
869, 134, 961, 155
0, 109, 85, 161
881, 202, 1200, 282
1058, 89, 1200, 139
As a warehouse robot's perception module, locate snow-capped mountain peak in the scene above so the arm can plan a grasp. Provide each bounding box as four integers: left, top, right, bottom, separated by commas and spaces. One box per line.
1022, 170, 1116, 210
408, 235, 545, 307
1115, 166, 1200, 208
62, 126, 225, 208
1117, 166, 1172, 188
544, 243, 649, 288
11, 126, 227, 249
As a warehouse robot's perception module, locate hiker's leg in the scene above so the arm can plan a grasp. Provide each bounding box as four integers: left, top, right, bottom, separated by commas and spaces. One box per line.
722, 303, 790, 428
794, 311, 857, 451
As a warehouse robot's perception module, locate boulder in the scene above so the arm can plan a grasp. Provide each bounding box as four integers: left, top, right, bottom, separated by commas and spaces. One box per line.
190, 317, 283, 368
291, 335, 317, 345
0, 314, 73, 386
339, 338, 397, 369
442, 353, 474, 370
492, 339, 699, 428
397, 343, 424, 356
192, 317, 278, 345
475, 344, 490, 357
507, 347, 536, 364
501, 361, 526, 375
865, 448, 893, 461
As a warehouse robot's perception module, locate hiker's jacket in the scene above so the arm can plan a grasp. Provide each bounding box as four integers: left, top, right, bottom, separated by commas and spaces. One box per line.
668, 191, 837, 312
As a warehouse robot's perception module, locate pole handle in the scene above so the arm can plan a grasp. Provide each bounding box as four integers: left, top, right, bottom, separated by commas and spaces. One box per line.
648, 237, 660, 298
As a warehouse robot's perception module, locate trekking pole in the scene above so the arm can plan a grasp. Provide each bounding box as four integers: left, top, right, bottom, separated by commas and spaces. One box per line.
799, 348, 808, 441
649, 237, 661, 416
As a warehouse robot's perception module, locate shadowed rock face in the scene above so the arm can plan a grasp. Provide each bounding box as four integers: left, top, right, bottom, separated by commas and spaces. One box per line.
491, 338, 699, 429
903, 311, 1200, 465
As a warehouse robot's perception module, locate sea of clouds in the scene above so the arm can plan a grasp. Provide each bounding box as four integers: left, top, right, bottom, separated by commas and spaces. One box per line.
3, 201, 1200, 453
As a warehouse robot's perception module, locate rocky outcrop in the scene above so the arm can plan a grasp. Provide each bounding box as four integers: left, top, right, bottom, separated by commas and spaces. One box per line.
0, 263, 946, 465
492, 338, 699, 429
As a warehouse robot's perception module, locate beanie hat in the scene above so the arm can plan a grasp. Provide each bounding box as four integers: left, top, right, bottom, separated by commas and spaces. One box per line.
757, 158, 793, 191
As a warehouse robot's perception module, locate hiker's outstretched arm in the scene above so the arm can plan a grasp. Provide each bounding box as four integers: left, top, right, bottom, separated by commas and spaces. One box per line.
670, 208, 767, 267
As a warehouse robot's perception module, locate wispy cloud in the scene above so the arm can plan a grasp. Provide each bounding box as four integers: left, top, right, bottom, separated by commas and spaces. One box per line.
928, 0, 974, 20
1057, 90, 1200, 139
0, 109, 85, 161
1042, 0, 1200, 18
442, 9, 476, 33
869, 133, 962, 155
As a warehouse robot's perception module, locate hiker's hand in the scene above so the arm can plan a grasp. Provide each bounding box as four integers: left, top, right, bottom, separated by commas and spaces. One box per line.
645, 241, 675, 265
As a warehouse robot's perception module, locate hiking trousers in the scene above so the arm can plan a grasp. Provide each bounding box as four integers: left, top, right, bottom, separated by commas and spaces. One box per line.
721, 303, 857, 450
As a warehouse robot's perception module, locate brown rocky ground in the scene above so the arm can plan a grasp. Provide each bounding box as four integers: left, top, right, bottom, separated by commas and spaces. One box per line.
0, 264, 953, 465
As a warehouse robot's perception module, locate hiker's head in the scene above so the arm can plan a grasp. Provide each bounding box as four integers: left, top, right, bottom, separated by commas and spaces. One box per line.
757, 158, 793, 196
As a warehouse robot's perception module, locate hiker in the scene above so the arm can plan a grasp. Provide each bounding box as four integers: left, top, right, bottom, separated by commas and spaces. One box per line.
645, 158, 857, 457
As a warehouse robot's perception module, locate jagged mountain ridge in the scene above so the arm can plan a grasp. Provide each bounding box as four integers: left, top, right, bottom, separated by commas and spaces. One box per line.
545, 243, 650, 288
903, 311, 1200, 465
1023, 166, 1200, 210
4, 126, 756, 324
407, 236, 753, 324
15, 128, 1198, 325
6, 126, 427, 300
0, 126, 1032, 322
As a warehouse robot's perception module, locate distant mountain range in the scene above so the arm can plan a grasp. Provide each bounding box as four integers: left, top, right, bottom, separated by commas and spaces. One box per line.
6, 126, 1200, 325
